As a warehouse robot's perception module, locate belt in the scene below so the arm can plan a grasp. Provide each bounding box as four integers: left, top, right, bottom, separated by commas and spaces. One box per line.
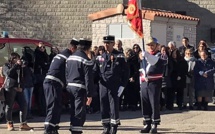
45, 75, 64, 87
67, 83, 86, 89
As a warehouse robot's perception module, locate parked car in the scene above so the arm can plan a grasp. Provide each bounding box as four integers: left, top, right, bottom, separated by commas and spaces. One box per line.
0, 37, 52, 120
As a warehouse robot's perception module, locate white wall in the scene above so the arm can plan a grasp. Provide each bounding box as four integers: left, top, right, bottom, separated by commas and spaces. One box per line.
151, 23, 167, 45
173, 26, 184, 48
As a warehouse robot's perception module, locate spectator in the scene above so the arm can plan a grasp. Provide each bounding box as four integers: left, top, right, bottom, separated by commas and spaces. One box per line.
49, 46, 59, 62
132, 44, 142, 109
133, 44, 142, 54
92, 46, 98, 56
95, 45, 105, 56
2, 52, 32, 131
194, 50, 215, 110
34, 42, 49, 116
90, 45, 105, 113
21, 47, 33, 68
115, 39, 124, 53
178, 37, 195, 57
21, 60, 34, 119
159, 45, 173, 111
167, 41, 177, 56
170, 49, 188, 110
123, 48, 140, 111
194, 40, 211, 59
183, 49, 196, 110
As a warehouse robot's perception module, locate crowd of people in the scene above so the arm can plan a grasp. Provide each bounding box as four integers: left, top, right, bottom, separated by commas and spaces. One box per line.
1, 35, 215, 134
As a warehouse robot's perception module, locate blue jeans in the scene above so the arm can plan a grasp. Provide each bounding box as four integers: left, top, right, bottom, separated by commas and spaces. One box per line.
23, 87, 34, 115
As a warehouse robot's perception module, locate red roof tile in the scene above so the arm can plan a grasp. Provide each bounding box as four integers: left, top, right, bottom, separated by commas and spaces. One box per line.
88, 4, 199, 22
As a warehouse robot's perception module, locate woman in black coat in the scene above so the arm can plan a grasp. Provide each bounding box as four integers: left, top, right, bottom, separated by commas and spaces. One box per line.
194, 50, 215, 110
159, 45, 173, 110
170, 49, 188, 110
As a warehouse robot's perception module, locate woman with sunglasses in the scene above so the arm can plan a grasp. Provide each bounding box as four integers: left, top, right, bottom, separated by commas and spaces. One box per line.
34, 42, 49, 116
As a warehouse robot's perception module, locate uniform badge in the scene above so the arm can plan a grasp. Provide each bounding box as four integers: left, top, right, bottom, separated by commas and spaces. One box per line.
99, 64, 102, 68
116, 62, 119, 65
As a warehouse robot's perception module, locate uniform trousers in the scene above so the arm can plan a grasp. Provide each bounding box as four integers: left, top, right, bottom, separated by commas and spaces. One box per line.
67, 87, 87, 133
44, 80, 62, 131
140, 80, 162, 125
99, 82, 120, 126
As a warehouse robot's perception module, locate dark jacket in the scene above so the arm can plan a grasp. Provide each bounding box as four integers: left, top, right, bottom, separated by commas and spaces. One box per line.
93, 49, 130, 89
46, 49, 72, 87
162, 57, 173, 88
194, 58, 215, 91
34, 48, 49, 75
21, 66, 34, 88
66, 50, 94, 97
171, 58, 188, 89
2, 63, 21, 89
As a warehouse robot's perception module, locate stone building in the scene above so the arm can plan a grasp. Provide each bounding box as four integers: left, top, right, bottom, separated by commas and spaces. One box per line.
0, 0, 214, 47
0, 0, 123, 47
142, 0, 215, 46
88, 4, 199, 49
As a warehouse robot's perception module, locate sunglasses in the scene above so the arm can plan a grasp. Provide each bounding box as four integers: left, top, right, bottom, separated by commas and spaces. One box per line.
133, 47, 139, 49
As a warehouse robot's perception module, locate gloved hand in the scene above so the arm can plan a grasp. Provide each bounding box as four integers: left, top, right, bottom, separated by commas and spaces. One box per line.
118, 86, 124, 97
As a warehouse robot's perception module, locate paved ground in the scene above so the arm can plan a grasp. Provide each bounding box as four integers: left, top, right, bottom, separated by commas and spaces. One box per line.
1, 104, 215, 134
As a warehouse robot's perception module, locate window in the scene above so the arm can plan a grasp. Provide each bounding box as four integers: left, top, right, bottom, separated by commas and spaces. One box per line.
108, 23, 135, 39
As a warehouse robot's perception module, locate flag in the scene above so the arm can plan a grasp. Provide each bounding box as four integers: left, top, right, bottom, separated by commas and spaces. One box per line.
127, 0, 143, 38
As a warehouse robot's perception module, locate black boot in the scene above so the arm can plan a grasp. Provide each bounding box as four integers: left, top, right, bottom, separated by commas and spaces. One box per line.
110, 125, 118, 134
149, 124, 157, 133
44, 130, 59, 134
203, 102, 208, 111
71, 131, 82, 134
102, 124, 110, 134
196, 102, 202, 110
140, 124, 151, 133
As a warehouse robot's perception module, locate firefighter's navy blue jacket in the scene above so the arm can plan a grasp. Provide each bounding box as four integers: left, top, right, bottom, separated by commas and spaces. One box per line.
94, 49, 130, 88
45, 49, 72, 87
66, 50, 94, 97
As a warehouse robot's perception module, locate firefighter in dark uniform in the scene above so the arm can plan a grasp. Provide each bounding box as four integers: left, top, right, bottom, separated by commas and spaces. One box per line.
66, 39, 94, 134
139, 37, 167, 133
93, 35, 130, 134
43, 39, 79, 134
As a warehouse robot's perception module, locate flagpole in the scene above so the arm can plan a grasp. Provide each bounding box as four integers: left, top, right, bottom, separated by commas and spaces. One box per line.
138, 0, 145, 51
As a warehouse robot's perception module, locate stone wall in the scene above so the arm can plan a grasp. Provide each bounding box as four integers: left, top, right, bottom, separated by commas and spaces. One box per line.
0, 0, 122, 48
0, 0, 212, 48
142, 0, 215, 46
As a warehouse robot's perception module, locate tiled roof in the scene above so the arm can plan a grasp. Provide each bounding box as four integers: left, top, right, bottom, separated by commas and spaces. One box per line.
137, 8, 200, 21
88, 4, 124, 21
88, 4, 200, 22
